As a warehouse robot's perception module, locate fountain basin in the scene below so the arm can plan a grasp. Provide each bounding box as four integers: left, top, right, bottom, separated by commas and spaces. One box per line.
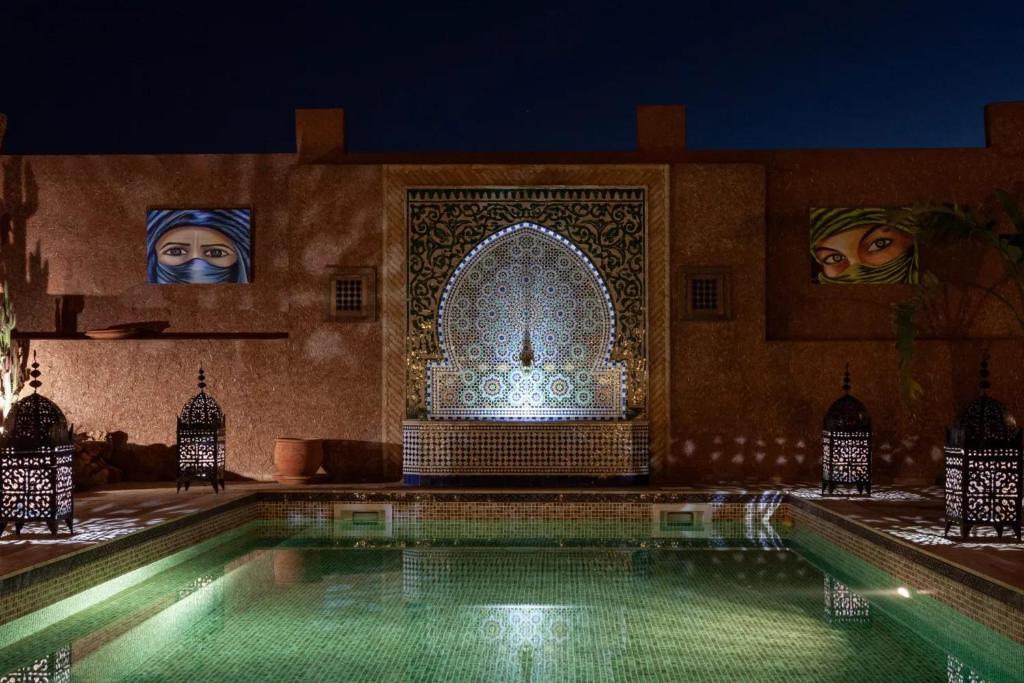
402, 419, 649, 486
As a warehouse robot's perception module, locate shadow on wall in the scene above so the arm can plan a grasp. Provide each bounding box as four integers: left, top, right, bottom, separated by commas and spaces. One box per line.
74, 434, 391, 489
1, 157, 94, 339
0, 157, 45, 390
321, 439, 388, 483
74, 431, 256, 490
664, 430, 941, 486
1, 158, 48, 313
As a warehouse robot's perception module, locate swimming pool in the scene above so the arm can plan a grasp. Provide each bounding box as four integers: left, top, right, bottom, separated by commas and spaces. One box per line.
0, 512, 1020, 683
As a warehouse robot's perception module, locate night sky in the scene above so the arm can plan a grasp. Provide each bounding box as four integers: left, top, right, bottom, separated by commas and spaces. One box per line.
2, 1, 1023, 154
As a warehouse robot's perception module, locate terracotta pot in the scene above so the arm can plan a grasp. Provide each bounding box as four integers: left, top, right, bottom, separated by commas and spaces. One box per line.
273, 438, 323, 485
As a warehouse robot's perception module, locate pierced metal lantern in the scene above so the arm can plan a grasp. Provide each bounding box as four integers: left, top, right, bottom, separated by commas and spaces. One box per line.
176, 366, 226, 493
822, 364, 872, 496
0, 355, 74, 536
944, 357, 1022, 541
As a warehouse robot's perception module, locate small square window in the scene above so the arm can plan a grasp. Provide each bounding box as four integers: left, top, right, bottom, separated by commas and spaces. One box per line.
327, 267, 376, 321
682, 267, 732, 320
335, 279, 363, 312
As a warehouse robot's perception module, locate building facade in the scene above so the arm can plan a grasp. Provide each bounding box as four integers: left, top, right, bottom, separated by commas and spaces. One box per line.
2, 103, 1022, 485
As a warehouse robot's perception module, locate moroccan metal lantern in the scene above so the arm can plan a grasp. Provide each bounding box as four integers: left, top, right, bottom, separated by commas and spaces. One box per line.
822, 364, 872, 496
176, 366, 226, 493
944, 356, 1022, 540
0, 354, 74, 536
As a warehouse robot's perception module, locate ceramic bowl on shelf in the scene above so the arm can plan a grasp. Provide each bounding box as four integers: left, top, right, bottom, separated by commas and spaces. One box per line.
84, 321, 170, 339
84, 327, 143, 339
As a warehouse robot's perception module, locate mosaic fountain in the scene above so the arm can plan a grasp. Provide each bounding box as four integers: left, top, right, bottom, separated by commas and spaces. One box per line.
402, 220, 648, 485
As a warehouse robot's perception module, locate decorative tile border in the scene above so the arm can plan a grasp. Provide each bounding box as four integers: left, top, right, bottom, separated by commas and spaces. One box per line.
249, 489, 786, 505
402, 420, 650, 480
255, 498, 782, 548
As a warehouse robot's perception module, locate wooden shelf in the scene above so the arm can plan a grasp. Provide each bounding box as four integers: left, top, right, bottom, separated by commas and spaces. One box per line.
14, 332, 289, 341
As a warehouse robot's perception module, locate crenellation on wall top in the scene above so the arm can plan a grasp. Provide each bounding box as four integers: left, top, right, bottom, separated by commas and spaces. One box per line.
636, 105, 686, 156
295, 108, 345, 162
984, 102, 1024, 156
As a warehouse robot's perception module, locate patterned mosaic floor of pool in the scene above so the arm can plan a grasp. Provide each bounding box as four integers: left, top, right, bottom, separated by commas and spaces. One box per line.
0, 522, 1020, 682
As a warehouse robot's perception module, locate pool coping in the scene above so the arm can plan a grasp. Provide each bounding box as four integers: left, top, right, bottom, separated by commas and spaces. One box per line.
1, 488, 1021, 630
0, 495, 254, 593
787, 495, 1024, 612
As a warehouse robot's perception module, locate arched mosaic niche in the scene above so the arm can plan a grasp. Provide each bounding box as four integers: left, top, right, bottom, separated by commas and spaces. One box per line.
427, 223, 625, 420
404, 187, 648, 424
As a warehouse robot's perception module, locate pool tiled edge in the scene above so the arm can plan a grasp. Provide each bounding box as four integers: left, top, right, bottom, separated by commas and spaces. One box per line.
0, 497, 257, 629
0, 488, 1021, 646
787, 496, 1024, 644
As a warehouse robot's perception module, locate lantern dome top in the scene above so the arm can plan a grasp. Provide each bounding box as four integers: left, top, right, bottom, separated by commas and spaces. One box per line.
179, 366, 224, 426
947, 356, 1020, 448
823, 364, 871, 431
2, 354, 73, 448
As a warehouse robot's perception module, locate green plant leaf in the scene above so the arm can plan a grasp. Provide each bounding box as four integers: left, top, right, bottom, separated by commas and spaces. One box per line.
996, 188, 1024, 233
889, 190, 1024, 406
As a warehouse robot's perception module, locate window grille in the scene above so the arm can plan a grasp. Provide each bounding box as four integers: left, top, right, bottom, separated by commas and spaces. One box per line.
328, 267, 376, 321
682, 267, 731, 320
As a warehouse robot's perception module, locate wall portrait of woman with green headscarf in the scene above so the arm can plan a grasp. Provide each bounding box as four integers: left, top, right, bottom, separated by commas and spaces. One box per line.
810, 207, 918, 284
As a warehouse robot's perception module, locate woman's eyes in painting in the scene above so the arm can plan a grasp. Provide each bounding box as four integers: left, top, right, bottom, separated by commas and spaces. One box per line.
203, 248, 231, 258
821, 253, 846, 265
866, 237, 893, 252
162, 246, 188, 257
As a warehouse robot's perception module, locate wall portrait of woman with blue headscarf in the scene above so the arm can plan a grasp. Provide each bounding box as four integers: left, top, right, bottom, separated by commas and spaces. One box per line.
147, 209, 252, 284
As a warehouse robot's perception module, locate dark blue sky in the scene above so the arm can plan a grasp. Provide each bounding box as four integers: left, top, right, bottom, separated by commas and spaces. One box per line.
2, 1, 1022, 154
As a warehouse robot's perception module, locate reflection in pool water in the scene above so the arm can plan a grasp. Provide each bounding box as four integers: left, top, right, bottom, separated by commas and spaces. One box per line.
0, 523, 1019, 682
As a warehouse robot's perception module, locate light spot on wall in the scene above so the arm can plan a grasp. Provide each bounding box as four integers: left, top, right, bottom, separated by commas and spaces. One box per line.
683, 440, 696, 456
289, 284, 321, 307
272, 250, 289, 270
303, 327, 347, 363
302, 235, 343, 273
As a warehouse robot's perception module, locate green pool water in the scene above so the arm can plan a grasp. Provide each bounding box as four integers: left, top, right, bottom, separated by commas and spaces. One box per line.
1, 520, 1021, 682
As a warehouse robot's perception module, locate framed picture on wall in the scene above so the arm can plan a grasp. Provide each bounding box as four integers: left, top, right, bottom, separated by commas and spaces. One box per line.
810, 207, 918, 284
146, 208, 252, 284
